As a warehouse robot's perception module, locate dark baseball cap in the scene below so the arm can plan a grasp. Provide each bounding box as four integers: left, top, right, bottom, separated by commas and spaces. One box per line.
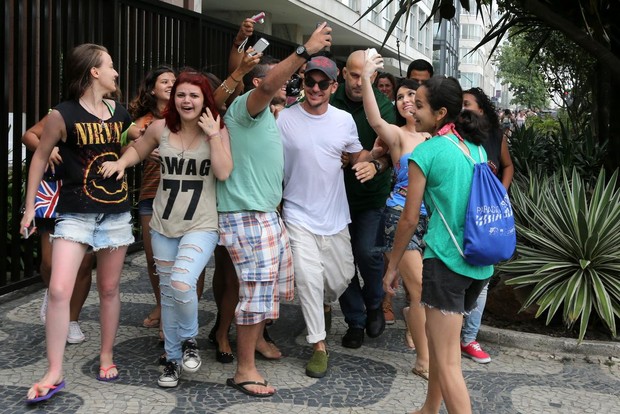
304, 56, 338, 81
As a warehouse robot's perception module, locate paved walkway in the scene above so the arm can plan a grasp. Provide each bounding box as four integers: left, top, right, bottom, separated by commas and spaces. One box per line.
1, 252, 619, 413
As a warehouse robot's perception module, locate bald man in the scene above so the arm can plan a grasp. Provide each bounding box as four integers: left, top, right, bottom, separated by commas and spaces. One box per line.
330, 50, 396, 348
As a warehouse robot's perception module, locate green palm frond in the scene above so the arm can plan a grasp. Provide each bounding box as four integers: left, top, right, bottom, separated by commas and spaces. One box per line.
503, 167, 620, 341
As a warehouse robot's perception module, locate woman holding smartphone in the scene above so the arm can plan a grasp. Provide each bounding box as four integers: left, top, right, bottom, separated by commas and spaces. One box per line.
21, 43, 137, 402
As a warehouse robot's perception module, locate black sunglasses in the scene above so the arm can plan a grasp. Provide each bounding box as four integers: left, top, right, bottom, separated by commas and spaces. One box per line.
304, 77, 334, 90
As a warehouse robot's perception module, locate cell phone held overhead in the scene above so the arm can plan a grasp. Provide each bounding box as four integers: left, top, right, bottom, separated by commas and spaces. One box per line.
248, 38, 269, 57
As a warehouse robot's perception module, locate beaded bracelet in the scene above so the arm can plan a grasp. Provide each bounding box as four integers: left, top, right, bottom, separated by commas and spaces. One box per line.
220, 80, 235, 95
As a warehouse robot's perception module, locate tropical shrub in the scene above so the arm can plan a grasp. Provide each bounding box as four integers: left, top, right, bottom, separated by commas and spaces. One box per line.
510, 119, 607, 182
502, 168, 620, 341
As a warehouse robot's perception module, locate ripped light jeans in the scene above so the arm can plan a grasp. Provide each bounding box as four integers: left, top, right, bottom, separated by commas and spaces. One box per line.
151, 230, 218, 363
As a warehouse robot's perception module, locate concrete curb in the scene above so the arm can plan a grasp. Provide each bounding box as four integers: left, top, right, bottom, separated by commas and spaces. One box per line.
479, 324, 620, 359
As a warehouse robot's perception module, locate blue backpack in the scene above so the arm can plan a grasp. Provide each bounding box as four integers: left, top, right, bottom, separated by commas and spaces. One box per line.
433, 137, 516, 266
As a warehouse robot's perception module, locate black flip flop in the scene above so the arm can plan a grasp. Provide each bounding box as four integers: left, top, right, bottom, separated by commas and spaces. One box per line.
226, 378, 275, 398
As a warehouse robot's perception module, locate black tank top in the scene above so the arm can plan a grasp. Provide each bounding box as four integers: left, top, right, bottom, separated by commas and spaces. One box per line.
55, 100, 132, 214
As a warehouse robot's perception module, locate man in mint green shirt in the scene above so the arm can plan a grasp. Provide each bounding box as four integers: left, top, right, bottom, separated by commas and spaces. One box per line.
218, 26, 332, 398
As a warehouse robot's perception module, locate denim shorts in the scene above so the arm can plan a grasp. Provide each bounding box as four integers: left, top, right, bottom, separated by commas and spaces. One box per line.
420, 258, 489, 314
51, 211, 134, 251
137, 198, 154, 216
375, 206, 427, 254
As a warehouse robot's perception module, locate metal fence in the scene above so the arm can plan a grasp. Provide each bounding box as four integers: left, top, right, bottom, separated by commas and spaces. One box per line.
1, 0, 295, 294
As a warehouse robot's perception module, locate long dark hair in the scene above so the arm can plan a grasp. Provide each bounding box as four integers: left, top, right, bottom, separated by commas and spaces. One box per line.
128, 65, 176, 120
163, 70, 223, 133
463, 87, 499, 130
422, 77, 487, 145
65, 43, 108, 101
395, 78, 420, 126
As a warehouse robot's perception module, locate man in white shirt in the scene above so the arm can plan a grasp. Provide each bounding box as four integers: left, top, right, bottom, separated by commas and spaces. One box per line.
277, 56, 377, 378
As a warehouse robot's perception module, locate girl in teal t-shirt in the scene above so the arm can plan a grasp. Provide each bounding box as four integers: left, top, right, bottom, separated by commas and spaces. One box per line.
383, 76, 492, 414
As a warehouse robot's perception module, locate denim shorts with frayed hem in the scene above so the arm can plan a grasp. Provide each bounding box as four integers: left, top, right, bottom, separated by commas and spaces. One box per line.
51, 212, 134, 251
420, 258, 489, 315
375, 206, 427, 254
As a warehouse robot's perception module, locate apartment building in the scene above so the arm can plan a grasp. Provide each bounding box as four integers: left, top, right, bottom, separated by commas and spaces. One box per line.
457, 7, 497, 99
198, 0, 434, 76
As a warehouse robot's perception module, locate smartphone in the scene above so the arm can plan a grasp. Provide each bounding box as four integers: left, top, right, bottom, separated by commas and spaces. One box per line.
248, 38, 269, 57
23, 219, 35, 239
251, 12, 265, 24
316, 22, 331, 52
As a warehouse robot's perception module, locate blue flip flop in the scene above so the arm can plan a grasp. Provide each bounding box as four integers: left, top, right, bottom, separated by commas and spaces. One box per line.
26, 380, 66, 403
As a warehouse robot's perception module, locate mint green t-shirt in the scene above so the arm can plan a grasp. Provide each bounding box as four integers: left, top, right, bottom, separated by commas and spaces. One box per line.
410, 134, 494, 280
217, 91, 284, 212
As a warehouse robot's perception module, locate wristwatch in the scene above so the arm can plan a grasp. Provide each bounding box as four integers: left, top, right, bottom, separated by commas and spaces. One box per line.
295, 45, 311, 61
371, 160, 382, 174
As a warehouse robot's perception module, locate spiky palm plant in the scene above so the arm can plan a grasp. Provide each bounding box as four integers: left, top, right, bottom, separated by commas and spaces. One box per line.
502, 168, 620, 341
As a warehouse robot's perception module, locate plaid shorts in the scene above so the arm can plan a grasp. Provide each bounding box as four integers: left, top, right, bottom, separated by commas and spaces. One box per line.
219, 211, 294, 325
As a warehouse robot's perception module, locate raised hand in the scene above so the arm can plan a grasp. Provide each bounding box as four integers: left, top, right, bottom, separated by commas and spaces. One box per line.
363, 52, 384, 78
239, 47, 261, 74
305, 22, 332, 55
198, 107, 221, 138
235, 18, 255, 46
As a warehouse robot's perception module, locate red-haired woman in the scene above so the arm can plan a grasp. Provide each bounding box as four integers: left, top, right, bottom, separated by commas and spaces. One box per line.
102, 70, 233, 388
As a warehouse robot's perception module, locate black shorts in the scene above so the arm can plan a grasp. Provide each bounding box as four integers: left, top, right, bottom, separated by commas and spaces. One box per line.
421, 258, 489, 314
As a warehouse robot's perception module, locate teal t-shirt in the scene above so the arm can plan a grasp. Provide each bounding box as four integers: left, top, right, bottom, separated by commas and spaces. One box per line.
217, 91, 284, 212
410, 134, 494, 280
330, 84, 396, 213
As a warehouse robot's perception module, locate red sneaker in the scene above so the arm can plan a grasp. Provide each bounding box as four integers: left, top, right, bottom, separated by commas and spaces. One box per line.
461, 341, 491, 364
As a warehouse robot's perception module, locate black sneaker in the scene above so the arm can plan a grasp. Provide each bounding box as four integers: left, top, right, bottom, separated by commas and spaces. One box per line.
341, 327, 364, 349
366, 306, 386, 338
182, 339, 202, 373
158, 361, 182, 388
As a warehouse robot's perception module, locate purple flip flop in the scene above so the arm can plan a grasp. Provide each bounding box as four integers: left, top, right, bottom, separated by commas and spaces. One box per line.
26, 380, 66, 403
96, 364, 119, 382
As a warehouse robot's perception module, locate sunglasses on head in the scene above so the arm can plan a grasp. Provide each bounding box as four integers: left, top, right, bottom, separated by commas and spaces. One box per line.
304, 77, 334, 90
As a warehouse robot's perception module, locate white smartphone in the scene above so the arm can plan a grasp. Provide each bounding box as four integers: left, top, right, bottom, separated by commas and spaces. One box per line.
248, 38, 269, 56
23, 219, 35, 239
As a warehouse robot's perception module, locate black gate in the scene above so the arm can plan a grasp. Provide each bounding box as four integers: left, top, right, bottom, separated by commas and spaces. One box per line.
1, 0, 295, 294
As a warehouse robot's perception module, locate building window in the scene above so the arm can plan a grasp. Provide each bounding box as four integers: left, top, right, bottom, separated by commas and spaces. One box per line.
418, 11, 426, 50
370, 4, 382, 26
461, 24, 482, 41
425, 24, 432, 55
384, 1, 395, 32
460, 47, 482, 65
343, 0, 360, 12
409, 9, 417, 47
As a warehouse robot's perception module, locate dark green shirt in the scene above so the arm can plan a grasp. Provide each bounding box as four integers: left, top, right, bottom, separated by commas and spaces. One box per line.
330, 84, 396, 213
